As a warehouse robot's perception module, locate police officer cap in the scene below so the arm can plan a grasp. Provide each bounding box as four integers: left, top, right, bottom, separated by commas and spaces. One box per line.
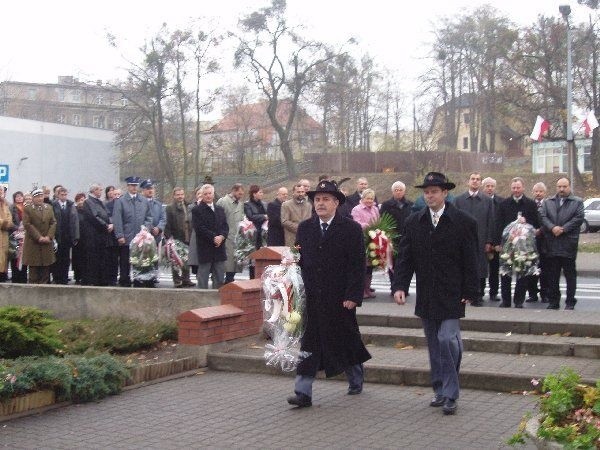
124, 176, 141, 185
31, 188, 44, 197
307, 180, 346, 204
414, 172, 456, 190
140, 179, 154, 189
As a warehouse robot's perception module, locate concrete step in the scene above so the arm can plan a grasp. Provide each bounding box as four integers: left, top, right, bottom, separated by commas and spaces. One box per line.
357, 308, 600, 338
208, 343, 600, 393
360, 326, 600, 358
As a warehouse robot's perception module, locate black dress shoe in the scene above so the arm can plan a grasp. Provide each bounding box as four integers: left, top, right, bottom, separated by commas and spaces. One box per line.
470, 299, 483, 307
443, 399, 458, 415
546, 304, 560, 310
369, 287, 375, 292
514, 304, 523, 309
347, 387, 363, 395
564, 305, 575, 310
287, 393, 312, 407
429, 394, 445, 407
499, 303, 511, 308
526, 297, 538, 303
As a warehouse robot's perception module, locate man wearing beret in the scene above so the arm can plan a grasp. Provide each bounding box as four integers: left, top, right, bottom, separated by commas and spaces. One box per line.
392, 172, 479, 415
287, 180, 371, 408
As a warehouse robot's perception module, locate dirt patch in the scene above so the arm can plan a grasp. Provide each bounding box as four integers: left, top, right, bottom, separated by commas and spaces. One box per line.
580, 231, 600, 245
120, 341, 181, 366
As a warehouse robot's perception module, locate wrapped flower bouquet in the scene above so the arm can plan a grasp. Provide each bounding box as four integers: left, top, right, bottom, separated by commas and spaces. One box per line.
499, 214, 539, 279
363, 212, 397, 271
129, 226, 159, 282
262, 247, 309, 372
234, 218, 268, 267
160, 238, 189, 275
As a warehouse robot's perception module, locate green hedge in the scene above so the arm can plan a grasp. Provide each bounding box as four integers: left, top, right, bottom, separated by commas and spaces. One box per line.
0, 354, 129, 403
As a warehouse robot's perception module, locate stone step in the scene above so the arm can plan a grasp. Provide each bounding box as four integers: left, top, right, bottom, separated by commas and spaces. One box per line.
357, 310, 600, 338
360, 326, 600, 358
208, 343, 600, 393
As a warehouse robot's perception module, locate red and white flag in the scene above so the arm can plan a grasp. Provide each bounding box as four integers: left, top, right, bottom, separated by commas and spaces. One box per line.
530, 115, 550, 141
583, 110, 599, 137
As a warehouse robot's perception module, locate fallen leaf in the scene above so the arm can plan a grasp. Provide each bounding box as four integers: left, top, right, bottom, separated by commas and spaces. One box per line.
195, 371, 205, 375
561, 332, 572, 337
505, 332, 512, 337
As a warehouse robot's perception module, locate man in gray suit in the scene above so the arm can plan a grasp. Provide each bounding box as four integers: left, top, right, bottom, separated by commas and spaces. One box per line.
112, 176, 152, 287
454, 172, 495, 306
540, 177, 584, 310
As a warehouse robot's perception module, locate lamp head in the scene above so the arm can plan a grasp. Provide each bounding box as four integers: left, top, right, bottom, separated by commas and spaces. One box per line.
559, 4, 571, 19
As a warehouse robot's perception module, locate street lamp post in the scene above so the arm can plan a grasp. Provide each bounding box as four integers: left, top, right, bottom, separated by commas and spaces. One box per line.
560, 4, 575, 192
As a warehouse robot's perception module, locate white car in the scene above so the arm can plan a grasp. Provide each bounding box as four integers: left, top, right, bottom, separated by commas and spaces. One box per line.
581, 198, 600, 233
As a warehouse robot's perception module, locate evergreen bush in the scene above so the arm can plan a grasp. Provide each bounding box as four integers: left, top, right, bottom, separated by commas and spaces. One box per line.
0, 306, 63, 358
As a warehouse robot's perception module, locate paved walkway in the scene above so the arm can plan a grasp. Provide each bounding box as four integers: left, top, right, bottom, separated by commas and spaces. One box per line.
1, 371, 537, 449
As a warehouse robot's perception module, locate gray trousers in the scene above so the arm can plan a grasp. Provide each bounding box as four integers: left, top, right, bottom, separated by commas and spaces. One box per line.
422, 318, 462, 401
294, 364, 363, 398
196, 261, 224, 289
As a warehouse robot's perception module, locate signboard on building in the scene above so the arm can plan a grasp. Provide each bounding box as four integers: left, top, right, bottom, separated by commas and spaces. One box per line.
0, 164, 8, 183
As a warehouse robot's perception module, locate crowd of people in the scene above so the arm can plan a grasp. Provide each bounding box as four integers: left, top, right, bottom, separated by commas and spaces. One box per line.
0, 172, 585, 311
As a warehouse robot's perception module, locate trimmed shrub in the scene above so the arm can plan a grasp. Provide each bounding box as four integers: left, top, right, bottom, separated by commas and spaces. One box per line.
0, 354, 129, 404
0, 306, 63, 358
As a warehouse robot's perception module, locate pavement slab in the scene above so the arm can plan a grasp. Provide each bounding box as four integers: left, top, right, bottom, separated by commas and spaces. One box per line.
0, 371, 537, 449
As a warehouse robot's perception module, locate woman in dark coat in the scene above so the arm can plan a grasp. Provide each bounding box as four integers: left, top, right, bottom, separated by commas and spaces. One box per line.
71, 193, 89, 284
243, 185, 267, 249
243, 185, 267, 279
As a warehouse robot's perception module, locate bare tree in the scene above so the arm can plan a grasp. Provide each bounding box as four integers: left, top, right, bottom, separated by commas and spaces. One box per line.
232, 0, 340, 178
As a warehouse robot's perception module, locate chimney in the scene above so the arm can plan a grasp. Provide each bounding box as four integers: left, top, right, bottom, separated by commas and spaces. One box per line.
57, 76, 74, 85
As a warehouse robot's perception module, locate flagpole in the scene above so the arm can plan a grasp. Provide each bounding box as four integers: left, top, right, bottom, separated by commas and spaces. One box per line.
561, 5, 575, 192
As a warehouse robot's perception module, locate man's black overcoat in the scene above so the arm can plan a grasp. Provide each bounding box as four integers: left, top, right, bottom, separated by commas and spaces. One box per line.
392, 202, 479, 320
192, 202, 228, 264
296, 213, 371, 378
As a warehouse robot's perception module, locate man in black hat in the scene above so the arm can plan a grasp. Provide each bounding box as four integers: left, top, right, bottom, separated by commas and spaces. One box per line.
287, 180, 371, 408
392, 172, 479, 415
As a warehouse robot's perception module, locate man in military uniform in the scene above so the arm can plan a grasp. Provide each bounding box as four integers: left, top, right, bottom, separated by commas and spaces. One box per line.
112, 176, 152, 287
22, 189, 57, 284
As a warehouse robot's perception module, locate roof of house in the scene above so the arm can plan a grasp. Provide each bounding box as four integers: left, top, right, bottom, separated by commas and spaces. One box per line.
211, 99, 321, 137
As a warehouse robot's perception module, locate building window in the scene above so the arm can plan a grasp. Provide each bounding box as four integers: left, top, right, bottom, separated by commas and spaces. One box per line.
72, 114, 80, 126
28, 88, 37, 100
462, 137, 469, 150
72, 90, 81, 103
533, 146, 567, 173
96, 95, 104, 105
57, 114, 65, 124
93, 115, 105, 129
57, 89, 65, 102
121, 97, 128, 107
113, 117, 122, 129
463, 113, 470, 124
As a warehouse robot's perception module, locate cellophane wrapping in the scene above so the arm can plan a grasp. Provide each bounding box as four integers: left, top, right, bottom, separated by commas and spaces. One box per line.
499, 214, 540, 279
262, 247, 310, 372
129, 226, 159, 281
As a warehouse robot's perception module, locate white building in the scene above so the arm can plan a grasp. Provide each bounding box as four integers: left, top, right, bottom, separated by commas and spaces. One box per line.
532, 139, 592, 174
0, 116, 119, 195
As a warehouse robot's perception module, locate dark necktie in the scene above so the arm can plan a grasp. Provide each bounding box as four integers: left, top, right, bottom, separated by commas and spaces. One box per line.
321, 222, 328, 235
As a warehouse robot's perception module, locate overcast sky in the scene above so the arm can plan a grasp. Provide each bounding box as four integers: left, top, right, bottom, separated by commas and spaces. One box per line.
0, 0, 592, 121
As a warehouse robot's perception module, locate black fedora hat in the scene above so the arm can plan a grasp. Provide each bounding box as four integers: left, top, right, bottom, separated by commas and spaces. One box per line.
415, 172, 456, 190
307, 180, 346, 204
